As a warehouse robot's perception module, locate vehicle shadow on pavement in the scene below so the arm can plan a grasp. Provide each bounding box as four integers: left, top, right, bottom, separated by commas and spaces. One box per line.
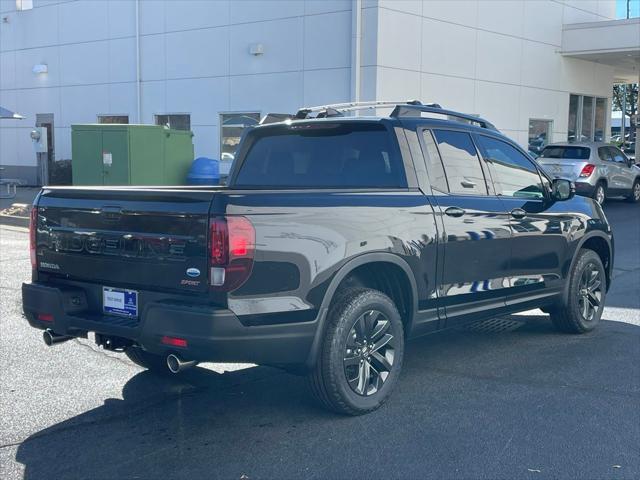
15, 315, 640, 480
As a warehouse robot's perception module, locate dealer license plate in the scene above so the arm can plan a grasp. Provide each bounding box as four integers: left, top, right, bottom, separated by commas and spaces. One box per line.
103, 287, 138, 318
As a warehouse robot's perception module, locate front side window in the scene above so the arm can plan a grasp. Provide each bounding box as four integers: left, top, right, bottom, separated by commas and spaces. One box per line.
608, 147, 628, 164
432, 129, 487, 195
476, 135, 545, 199
155, 114, 191, 131
234, 123, 406, 188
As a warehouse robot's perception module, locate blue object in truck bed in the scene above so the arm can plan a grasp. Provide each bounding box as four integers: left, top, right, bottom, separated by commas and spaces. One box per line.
186, 157, 220, 185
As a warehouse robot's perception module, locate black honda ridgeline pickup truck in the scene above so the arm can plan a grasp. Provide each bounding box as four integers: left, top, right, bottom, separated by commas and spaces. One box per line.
23, 102, 613, 415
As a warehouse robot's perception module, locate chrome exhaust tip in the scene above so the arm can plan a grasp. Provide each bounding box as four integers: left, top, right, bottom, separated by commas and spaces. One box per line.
166, 354, 198, 374
43, 329, 72, 346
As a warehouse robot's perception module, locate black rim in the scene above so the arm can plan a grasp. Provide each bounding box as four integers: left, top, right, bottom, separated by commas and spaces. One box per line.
578, 263, 602, 322
343, 310, 397, 396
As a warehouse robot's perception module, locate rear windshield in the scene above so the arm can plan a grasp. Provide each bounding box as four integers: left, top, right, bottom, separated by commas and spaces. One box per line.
233, 123, 407, 188
540, 146, 590, 160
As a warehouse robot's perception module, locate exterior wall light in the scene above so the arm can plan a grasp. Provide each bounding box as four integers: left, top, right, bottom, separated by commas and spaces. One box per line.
249, 43, 264, 56
32, 64, 48, 74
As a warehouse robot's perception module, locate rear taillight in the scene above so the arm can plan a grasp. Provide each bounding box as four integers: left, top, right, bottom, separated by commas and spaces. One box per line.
161, 335, 188, 348
29, 207, 38, 269
579, 164, 595, 177
37, 313, 53, 322
208, 216, 255, 291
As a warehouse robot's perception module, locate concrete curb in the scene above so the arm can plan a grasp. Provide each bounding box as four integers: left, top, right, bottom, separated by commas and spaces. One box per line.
0, 214, 30, 228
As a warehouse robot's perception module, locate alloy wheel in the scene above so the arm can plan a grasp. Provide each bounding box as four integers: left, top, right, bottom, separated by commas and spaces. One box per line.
634, 183, 640, 201
595, 185, 605, 205
343, 310, 397, 396
577, 263, 602, 322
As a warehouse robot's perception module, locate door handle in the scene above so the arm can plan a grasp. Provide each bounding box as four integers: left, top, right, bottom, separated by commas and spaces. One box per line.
510, 208, 527, 219
460, 180, 476, 189
444, 207, 465, 218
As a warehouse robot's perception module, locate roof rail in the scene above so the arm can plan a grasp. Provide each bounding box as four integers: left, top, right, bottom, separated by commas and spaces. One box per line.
288, 101, 498, 132
294, 100, 439, 119
259, 113, 294, 125
390, 104, 498, 131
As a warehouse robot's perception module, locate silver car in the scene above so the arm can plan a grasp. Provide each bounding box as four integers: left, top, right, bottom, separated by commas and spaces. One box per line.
536, 142, 640, 204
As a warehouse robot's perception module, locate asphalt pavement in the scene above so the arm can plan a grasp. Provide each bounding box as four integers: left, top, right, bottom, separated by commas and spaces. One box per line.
0, 200, 638, 480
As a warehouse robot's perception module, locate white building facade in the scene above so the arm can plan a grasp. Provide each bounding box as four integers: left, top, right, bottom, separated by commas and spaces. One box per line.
0, 0, 638, 184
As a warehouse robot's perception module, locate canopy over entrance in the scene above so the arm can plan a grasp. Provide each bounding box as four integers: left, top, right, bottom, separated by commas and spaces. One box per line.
561, 18, 640, 84
0, 106, 25, 120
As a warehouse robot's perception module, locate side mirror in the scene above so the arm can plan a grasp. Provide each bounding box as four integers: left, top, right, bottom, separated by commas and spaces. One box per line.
551, 178, 575, 201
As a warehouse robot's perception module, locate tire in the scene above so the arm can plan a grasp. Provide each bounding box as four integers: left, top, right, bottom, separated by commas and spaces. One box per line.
592, 181, 606, 205
550, 249, 606, 334
625, 179, 640, 203
307, 288, 405, 415
125, 346, 170, 374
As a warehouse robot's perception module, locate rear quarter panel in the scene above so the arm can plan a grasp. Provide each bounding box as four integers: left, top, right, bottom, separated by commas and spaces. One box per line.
213, 190, 438, 326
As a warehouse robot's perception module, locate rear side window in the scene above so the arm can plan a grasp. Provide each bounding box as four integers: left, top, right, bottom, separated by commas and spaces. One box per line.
540, 146, 590, 159
598, 147, 612, 162
420, 129, 448, 192
432, 129, 487, 195
475, 135, 545, 199
234, 123, 406, 188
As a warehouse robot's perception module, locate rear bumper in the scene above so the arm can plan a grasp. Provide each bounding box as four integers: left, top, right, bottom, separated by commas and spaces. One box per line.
22, 282, 316, 365
574, 181, 596, 197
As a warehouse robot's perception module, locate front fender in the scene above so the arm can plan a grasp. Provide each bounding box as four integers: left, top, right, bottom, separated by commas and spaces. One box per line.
562, 230, 614, 304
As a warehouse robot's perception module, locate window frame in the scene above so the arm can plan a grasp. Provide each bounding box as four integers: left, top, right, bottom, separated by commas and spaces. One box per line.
527, 118, 553, 155
473, 132, 551, 202
154, 113, 191, 131
427, 127, 493, 197
220, 111, 261, 161
97, 114, 130, 124
568, 94, 608, 143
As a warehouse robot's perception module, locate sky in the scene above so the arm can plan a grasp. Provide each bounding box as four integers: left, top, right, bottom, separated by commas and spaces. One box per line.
616, 0, 640, 18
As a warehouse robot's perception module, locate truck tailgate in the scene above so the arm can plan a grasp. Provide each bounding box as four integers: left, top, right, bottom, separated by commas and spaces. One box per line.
35, 187, 215, 293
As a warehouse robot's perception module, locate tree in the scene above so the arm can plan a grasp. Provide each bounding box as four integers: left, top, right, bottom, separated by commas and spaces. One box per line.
612, 84, 638, 142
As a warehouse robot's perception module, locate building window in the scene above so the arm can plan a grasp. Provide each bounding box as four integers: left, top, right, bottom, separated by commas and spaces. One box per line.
568, 94, 579, 142
155, 114, 191, 131
528, 119, 552, 156
568, 95, 607, 143
16, 0, 33, 11
581, 96, 594, 141
595, 98, 607, 142
98, 115, 129, 124
220, 112, 260, 161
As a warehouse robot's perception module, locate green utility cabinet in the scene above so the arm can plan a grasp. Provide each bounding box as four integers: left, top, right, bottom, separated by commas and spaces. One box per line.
71, 124, 194, 186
